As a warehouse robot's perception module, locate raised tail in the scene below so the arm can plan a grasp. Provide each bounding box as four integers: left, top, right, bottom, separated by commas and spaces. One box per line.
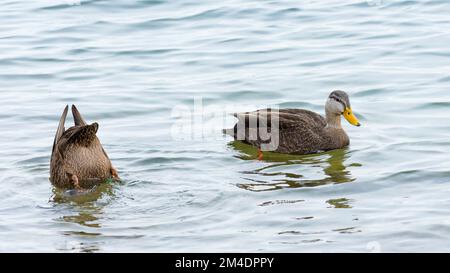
72, 105, 87, 126
52, 105, 68, 158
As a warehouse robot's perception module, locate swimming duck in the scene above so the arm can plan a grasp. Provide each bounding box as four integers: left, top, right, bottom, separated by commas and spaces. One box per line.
50, 105, 119, 189
224, 90, 361, 159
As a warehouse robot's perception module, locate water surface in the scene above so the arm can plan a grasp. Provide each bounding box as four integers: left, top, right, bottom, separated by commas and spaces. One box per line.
1, 0, 450, 252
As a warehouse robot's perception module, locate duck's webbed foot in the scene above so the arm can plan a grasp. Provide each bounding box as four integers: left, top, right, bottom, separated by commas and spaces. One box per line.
257, 148, 264, 161
68, 173, 81, 190
111, 167, 120, 181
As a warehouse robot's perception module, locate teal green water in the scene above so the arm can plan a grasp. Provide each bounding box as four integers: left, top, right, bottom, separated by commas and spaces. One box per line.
1, 0, 450, 252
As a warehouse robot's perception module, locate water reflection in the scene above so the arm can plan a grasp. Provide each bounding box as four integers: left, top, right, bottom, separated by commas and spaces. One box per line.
50, 183, 117, 252
230, 141, 360, 192
51, 182, 116, 205
56, 240, 102, 253
326, 198, 353, 209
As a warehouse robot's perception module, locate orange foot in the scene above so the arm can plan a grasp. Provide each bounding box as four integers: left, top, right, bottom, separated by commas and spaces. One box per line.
111, 167, 120, 181
257, 149, 264, 161
70, 174, 81, 190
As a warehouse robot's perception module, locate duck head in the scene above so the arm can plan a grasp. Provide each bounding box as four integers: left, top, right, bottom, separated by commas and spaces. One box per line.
325, 90, 361, 127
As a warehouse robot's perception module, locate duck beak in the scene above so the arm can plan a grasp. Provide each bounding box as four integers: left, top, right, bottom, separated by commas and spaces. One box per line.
343, 107, 360, 127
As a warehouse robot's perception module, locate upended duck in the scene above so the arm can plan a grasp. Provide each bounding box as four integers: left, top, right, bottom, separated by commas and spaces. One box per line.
50, 105, 119, 189
223, 90, 361, 159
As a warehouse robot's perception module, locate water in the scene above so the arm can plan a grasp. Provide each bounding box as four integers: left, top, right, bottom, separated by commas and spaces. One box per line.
1, 0, 450, 252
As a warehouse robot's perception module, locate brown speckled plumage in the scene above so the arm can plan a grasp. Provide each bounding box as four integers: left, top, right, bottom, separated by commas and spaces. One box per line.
50, 105, 119, 189
224, 91, 359, 155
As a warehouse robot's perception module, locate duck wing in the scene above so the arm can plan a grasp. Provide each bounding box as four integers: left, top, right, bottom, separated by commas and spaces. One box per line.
276, 110, 330, 154
72, 105, 87, 126
224, 108, 326, 136
225, 108, 328, 153
51, 105, 69, 159
272, 109, 326, 128
53, 126, 83, 156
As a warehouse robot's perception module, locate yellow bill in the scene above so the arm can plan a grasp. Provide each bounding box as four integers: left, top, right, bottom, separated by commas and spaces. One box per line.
343, 107, 360, 126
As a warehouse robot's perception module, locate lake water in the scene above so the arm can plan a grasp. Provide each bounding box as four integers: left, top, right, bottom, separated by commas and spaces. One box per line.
1, 0, 450, 252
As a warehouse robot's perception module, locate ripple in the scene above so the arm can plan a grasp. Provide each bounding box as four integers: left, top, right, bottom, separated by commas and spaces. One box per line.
326, 198, 353, 209
258, 199, 304, 207
3, 0, 450, 252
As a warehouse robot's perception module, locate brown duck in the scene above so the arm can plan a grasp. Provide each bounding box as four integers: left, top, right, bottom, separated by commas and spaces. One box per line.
224, 90, 361, 159
50, 105, 119, 189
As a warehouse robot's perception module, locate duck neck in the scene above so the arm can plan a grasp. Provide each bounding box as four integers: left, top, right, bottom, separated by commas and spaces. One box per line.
325, 109, 342, 129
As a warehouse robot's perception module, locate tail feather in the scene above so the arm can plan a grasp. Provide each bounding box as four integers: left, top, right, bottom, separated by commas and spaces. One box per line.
72, 105, 87, 126
52, 105, 68, 157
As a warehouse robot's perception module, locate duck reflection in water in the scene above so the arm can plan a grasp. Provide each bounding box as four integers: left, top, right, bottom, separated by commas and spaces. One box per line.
50, 183, 117, 252
230, 141, 361, 192
51, 181, 116, 205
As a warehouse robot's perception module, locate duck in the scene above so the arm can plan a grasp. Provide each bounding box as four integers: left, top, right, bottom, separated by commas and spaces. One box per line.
50, 105, 119, 189
223, 90, 361, 159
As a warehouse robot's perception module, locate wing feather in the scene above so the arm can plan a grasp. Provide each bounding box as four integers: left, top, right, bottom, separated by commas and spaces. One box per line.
72, 105, 87, 126
232, 108, 325, 130
51, 105, 69, 158
225, 108, 328, 153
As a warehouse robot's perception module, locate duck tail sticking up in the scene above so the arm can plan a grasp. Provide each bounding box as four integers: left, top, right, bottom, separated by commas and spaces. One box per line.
72, 104, 87, 126
51, 105, 69, 161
